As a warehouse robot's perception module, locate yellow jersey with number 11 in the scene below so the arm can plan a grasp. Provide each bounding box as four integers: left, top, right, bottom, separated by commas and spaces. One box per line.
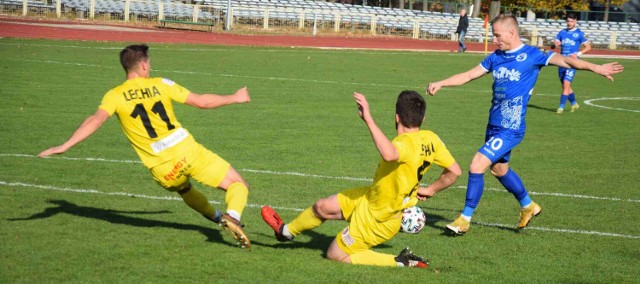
98, 77, 196, 168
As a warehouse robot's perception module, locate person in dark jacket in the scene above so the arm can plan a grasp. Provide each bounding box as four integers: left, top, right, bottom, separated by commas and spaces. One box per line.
456, 8, 469, 52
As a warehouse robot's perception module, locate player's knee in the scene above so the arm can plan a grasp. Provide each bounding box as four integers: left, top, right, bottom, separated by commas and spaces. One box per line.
490, 166, 508, 177
312, 200, 329, 219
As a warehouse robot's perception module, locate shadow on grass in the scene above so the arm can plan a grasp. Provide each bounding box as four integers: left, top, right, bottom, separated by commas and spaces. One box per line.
420, 206, 520, 235
6, 199, 244, 247
252, 226, 393, 259
527, 103, 557, 113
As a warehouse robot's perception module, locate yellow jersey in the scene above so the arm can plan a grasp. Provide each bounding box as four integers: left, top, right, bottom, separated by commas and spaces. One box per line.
98, 77, 196, 168
367, 130, 455, 221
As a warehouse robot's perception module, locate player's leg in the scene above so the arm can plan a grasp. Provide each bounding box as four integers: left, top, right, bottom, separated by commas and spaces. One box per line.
447, 128, 509, 235
190, 144, 251, 249
150, 159, 221, 223
565, 70, 579, 112
217, 167, 249, 222
558, 68, 578, 113
177, 183, 222, 222
263, 187, 366, 241
492, 162, 541, 229
331, 202, 427, 268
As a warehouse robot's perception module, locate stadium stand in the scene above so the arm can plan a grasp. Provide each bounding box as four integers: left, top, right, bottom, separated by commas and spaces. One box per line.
2, 0, 638, 48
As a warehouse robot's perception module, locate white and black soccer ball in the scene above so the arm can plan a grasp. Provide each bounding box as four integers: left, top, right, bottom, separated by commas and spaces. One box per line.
400, 206, 426, 234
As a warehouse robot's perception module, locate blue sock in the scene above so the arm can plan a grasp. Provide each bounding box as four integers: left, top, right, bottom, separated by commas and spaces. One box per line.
462, 173, 484, 217
568, 93, 577, 105
559, 95, 568, 109
496, 169, 532, 207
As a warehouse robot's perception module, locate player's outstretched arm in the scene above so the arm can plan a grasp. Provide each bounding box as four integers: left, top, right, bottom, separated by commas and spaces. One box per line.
416, 162, 461, 201
184, 86, 250, 109
549, 56, 623, 81
353, 92, 398, 162
38, 109, 109, 157
427, 65, 486, 96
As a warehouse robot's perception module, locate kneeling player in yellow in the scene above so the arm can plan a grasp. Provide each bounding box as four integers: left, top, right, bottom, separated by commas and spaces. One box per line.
39, 44, 252, 250
262, 90, 461, 267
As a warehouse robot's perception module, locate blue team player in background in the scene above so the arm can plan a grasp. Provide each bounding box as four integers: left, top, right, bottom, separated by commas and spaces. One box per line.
427, 14, 623, 235
552, 13, 591, 114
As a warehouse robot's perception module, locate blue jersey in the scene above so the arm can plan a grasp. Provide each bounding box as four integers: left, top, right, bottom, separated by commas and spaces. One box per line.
556, 28, 588, 57
480, 44, 555, 132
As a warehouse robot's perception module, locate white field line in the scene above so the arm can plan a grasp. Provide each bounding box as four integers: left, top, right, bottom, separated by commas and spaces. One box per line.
1, 56, 563, 97
583, 97, 640, 113
2, 153, 639, 203
1, 180, 637, 239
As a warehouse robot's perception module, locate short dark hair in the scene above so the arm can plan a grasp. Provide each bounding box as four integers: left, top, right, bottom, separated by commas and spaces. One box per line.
120, 44, 149, 72
567, 13, 577, 20
396, 90, 426, 128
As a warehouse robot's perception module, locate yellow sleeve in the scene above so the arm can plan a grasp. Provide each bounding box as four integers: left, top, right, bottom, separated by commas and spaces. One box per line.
97, 90, 117, 116
160, 78, 191, 104
392, 137, 409, 163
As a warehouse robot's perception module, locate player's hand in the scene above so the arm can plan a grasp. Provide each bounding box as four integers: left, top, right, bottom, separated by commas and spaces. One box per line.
38, 145, 66, 158
597, 62, 624, 81
427, 82, 441, 96
234, 87, 250, 103
416, 187, 435, 201
353, 92, 372, 122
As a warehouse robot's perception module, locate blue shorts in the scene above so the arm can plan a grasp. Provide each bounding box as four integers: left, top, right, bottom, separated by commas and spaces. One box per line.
478, 125, 525, 164
558, 67, 576, 83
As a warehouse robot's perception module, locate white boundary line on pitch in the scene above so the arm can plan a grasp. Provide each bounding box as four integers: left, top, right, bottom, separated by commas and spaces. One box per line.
583, 97, 640, 113
1, 57, 565, 97
2, 153, 639, 203
1, 180, 638, 239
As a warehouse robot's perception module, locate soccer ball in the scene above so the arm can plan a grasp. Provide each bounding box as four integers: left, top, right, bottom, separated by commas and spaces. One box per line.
400, 206, 426, 234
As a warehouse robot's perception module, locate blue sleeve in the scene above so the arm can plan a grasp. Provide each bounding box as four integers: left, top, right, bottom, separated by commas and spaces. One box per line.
480, 54, 493, 72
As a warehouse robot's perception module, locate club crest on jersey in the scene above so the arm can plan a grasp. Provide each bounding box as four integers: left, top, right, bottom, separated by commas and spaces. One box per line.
572, 33, 579, 38
516, 53, 527, 62
493, 67, 521, 82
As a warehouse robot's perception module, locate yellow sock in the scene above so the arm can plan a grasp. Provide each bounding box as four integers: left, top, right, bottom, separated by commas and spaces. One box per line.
349, 250, 397, 267
225, 182, 248, 219
287, 207, 324, 236
179, 185, 215, 220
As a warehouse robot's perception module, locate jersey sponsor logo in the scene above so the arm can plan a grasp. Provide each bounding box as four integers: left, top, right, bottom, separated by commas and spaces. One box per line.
341, 227, 355, 246
516, 52, 527, 62
122, 86, 161, 101
151, 127, 189, 154
561, 38, 578, 46
492, 67, 521, 82
163, 157, 192, 181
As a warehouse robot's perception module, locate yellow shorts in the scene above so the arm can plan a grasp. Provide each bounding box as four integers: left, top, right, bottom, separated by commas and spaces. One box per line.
335, 186, 401, 255
150, 140, 230, 191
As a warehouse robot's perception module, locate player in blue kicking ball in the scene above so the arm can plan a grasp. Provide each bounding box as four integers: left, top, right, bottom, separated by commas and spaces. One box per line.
427, 14, 623, 235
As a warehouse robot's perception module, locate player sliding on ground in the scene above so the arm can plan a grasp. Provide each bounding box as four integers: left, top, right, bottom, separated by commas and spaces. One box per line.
427, 14, 623, 236
262, 90, 461, 268
39, 44, 253, 250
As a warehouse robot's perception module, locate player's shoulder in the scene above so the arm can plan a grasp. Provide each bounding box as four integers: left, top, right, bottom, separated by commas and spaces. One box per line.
148, 77, 179, 86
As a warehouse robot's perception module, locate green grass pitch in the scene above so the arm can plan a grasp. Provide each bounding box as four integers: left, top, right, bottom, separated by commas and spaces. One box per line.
1, 38, 639, 282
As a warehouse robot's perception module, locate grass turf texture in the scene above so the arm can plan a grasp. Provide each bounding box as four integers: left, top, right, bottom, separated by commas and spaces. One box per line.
1, 38, 639, 282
